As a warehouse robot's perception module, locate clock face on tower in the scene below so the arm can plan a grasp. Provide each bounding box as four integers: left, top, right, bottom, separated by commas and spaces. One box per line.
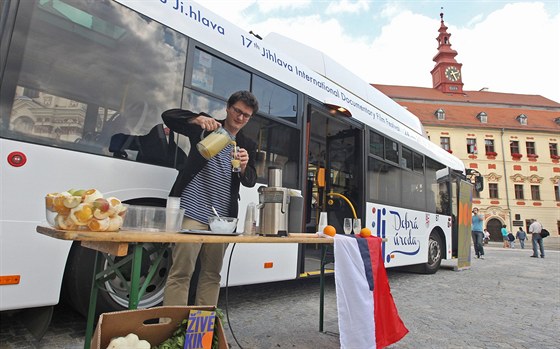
445, 66, 461, 81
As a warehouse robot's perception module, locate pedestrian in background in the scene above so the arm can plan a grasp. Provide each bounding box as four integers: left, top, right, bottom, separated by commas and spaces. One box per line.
516, 227, 527, 249
471, 207, 485, 259
529, 219, 545, 258
483, 229, 490, 244
501, 224, 509, 248
507, 231, 515, 248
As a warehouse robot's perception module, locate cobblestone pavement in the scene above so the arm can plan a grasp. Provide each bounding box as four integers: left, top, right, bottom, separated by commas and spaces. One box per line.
1, 243, 558, 349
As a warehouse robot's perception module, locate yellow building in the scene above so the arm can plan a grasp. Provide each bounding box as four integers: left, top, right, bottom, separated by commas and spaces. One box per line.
374, 13, 560, 240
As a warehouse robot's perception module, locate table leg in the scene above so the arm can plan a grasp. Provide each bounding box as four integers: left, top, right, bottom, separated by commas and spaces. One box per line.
128, 243, 143, 309
319, 244, 328, 332
84, 251, 102, 349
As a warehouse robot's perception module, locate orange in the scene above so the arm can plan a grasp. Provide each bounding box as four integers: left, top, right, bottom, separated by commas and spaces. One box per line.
71, 204, 93, 225
360, 227, 372, 237
323, 225, 336, 237
45, 193, 58, 211
88, 217, 109, 231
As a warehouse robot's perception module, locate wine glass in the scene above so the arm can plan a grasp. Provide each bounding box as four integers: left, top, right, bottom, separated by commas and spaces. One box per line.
343, 218, 353, 235
352, 218, 362, 235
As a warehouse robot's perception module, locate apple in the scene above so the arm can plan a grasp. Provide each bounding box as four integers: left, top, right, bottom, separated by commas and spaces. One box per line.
93, 198, 110, 212
82, 189, 103, 203
73, 189, 86, 197
63, 195, 82, 208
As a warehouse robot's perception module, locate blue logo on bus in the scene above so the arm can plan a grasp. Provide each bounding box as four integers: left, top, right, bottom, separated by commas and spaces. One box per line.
373, 206, 421, 263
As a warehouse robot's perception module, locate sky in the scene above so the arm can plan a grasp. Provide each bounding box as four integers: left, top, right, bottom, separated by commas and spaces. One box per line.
199, 0, 560, 103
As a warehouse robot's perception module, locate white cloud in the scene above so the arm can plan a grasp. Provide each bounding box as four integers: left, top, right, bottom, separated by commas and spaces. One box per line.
455, 2, 559, 100
363, 11, 436, 87
466, 13, 484, 27
325, 0, 370, 15
379, 2, 404, 19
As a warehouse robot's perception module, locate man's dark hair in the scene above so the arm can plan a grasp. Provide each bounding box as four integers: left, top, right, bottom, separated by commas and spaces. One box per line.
228, 90, 259, 115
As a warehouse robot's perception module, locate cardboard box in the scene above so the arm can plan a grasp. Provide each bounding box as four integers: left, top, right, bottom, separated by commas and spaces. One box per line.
91, 306, 228, 349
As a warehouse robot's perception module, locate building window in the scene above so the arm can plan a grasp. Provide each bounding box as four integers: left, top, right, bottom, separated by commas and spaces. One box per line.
489, 183, 499, 199
550, 143, 558, 158
514, 184, 524, 200
531, 185, 541, 201
435, 108, 445, 120
510, 140, 520, 155
555, 185, 560, 201
484, 139, 495, 153
526, 141, 536, 155
516, 114, 528, 125
467, 138, 477, 154
477, 112, 488, 123
440, 137, 450, 151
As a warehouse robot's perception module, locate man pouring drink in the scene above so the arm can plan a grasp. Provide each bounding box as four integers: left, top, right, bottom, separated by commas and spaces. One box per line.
161, 90, 259, 306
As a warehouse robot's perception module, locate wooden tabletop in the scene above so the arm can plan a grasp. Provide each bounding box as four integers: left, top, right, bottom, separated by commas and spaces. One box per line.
36, 226, 333, 256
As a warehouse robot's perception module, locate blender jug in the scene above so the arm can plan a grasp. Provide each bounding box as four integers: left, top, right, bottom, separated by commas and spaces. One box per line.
196, 127, 233, 160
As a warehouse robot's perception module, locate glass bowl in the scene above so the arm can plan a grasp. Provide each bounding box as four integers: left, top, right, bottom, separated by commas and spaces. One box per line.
208, 216, 238, 234
122, 205, 185, 232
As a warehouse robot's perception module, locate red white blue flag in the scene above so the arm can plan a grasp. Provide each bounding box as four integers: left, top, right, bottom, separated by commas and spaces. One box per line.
334, 235, 408, 349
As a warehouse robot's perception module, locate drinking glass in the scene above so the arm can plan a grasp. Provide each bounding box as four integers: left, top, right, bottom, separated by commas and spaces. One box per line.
317, 211, 328, 233
343, 218, 353, 235
353, 218, 362, 235
231, 145, 241, 172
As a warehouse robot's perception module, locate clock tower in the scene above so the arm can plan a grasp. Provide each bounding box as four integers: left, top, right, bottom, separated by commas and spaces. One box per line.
431, 11, 464, 94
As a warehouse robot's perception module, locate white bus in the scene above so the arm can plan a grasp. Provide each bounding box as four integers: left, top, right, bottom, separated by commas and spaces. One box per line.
0, 0, 471, 317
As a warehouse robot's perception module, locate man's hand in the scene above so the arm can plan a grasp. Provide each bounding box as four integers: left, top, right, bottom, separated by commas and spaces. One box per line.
237, 147, 249, 173
190, 115, 221, 131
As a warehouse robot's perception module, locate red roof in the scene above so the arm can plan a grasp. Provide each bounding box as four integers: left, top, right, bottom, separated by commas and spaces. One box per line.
372, 84, 560, 132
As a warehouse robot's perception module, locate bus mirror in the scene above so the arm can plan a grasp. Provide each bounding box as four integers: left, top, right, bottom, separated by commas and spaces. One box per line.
474, 176, 484, 192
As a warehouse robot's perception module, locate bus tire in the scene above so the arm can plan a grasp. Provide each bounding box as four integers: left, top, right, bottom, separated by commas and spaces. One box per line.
61, 242, 172, 317
422, 230, 443, 274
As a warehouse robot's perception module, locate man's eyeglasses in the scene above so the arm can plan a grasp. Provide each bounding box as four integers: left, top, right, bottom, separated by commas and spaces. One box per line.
230, 106, 252, 119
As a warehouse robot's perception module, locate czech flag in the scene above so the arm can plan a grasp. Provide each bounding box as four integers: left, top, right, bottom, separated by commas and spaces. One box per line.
334, 235, 408, 349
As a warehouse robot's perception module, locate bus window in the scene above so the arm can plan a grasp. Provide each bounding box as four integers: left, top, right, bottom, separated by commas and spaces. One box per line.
402, 169, 425, 210
243, 116, 301, 188
385, 138, 399, 164
427, 157, 449, 215
252, 75, 298, 122
401, 147, 413, 170
367, 157, 401, 206
190, 48, 251, 100
369, 130, 384, 158
178, 87, 301, 188
0, 0, 188, 163
413, 152, 424, 173
182, 88, 227, 120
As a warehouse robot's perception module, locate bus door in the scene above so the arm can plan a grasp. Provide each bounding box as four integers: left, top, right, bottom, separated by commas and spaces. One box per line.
301, 104, 363, 273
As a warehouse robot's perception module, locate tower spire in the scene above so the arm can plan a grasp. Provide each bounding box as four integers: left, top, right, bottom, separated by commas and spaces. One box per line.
430, 10, 464, 93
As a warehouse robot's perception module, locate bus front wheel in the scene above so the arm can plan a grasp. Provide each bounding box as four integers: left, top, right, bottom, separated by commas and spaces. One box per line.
423, 231, 443, 274
61, 243, 172, 317
404, 230, 443, 274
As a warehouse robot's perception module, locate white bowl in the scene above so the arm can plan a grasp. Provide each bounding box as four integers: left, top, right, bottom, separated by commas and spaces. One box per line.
208, 216, 238, 234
